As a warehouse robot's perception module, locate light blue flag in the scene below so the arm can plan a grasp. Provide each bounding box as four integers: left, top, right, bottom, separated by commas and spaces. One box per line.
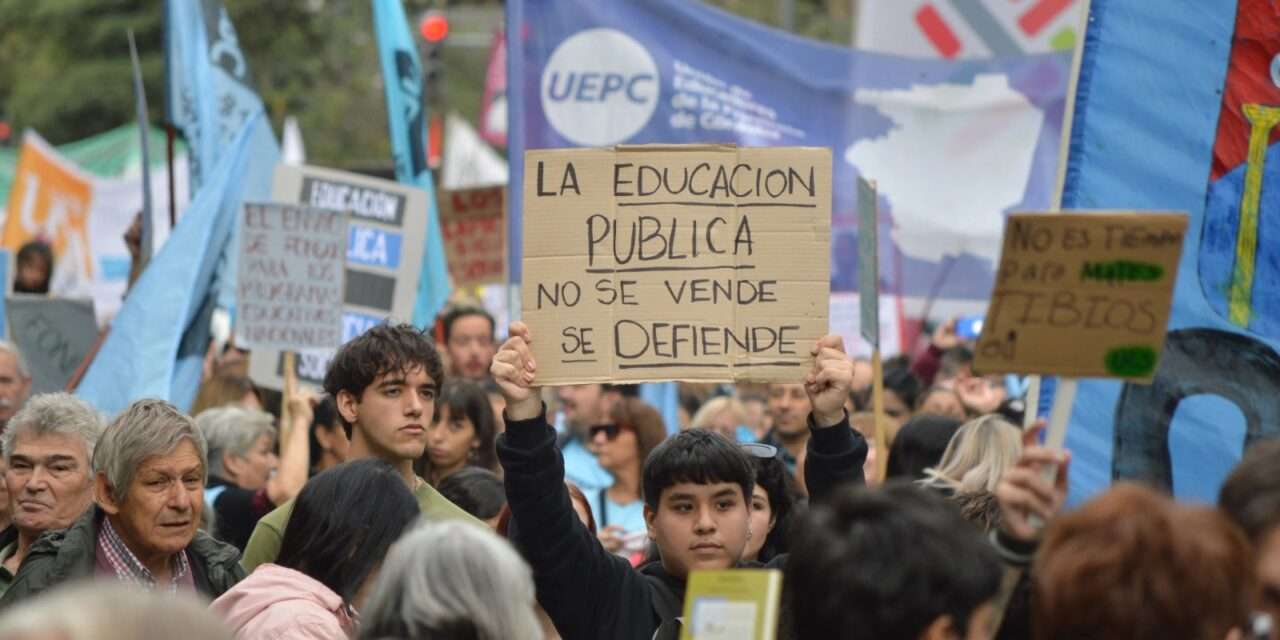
165, 0, 266, 192
165, 0, 279, 317
77, 113, 277, 416
372, 0, 453, 327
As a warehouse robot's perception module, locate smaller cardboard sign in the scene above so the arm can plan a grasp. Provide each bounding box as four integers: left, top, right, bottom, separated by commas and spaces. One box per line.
250, 165, 432, 390
974, 212, 1188, 382
7, 297, 97, 394
856, 177, 879, 347
439, 185, 506, 287
235, 203, 347, 351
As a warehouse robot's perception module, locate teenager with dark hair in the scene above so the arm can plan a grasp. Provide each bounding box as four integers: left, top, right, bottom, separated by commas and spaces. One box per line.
437, 467, 507, 527
742, 445, 800, 563
241, 324, 477, 571
211, 459, 419, 638
415, 380, 500, 485
787, 482, 1003, 640
492, 322, 865, 639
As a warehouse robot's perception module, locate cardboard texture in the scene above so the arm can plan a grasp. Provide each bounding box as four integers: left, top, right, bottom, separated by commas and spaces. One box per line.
856, 177, 879, 347
439, 185, 506, 287
235, 202, 347, 351
249, 164, 429, 389
7, 297, 97, 394
974, 212, 1188, 382
522, 145, 831, 385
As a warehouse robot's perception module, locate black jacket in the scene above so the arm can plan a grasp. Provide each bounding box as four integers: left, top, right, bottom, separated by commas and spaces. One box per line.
0, 506, 245, 609
498, 409, 866, 640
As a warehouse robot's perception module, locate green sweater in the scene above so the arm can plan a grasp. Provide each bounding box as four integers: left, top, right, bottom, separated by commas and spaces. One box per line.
240, 476, 480, 572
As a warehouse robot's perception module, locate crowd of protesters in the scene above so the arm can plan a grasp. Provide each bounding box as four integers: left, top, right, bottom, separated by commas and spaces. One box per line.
0, 301, 1271, 640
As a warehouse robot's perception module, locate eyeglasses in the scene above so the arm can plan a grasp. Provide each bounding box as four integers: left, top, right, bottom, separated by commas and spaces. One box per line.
740, 442, 778, 459
588, 424, 621, 440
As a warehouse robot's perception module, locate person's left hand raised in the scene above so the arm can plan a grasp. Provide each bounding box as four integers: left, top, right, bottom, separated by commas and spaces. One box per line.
804, 335, 853, 427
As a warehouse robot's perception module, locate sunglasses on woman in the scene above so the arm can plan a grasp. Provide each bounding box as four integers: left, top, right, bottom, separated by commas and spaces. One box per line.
589, 424, 621, 440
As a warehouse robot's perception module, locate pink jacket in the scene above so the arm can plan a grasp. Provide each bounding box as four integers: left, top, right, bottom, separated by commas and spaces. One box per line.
210, 564, 355, 640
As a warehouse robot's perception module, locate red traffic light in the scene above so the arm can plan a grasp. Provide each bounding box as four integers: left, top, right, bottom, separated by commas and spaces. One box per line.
420, 11, 449, 43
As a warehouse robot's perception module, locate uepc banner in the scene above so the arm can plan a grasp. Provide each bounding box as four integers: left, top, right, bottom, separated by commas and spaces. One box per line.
248, 165, 427, 388
507, 0, 1070, 314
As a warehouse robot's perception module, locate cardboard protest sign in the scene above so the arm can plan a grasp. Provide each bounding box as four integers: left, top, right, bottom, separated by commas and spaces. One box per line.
249, 165, 429, 388
857, 177, 879, 347
522, 145, 831, 385
7, 297, 97, 394
438, 185, 506, 287
974, 212, 1188, 382
235, 203, 346, 351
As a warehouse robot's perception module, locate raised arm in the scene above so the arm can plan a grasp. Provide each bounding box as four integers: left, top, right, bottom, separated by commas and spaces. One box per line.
802, 335, 868, 503
492, 323, 650, 638
265, 389, 316, 506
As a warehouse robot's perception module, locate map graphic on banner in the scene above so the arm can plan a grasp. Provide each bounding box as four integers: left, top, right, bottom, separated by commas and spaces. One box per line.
1059, 0, 1280, 505
857, 0, 1083, 59
507, 0, 1070, 345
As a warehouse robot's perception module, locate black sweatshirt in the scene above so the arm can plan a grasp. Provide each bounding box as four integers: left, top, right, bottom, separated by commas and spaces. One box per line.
498, 409, 867, 640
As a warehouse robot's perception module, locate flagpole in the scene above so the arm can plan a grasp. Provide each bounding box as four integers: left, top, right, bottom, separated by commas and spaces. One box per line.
166, 124, 177, 229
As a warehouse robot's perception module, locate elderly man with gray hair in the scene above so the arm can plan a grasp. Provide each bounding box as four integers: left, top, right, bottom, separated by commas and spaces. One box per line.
0, 393, 104, 596
0, 399, 244, 608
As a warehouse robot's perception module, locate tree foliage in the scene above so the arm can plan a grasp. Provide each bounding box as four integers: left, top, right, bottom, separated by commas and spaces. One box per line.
0, 0, 852, 169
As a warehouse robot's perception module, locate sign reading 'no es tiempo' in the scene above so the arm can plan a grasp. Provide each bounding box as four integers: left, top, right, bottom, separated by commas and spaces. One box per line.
523, 145, 831, 385
974, 212, 1188, 382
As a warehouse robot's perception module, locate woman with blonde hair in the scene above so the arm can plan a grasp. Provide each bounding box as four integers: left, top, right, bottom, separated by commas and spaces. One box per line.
919, 414, 1023, 530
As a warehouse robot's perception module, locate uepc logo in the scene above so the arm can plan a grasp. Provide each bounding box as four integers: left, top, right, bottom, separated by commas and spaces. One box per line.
541, 29, 660, 146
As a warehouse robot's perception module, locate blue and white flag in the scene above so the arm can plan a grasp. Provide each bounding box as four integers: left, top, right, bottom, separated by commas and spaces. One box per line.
372, 0, 453, 327
165, 0, 272, 193
77, 113, 277, 416
165, 0, 279, 317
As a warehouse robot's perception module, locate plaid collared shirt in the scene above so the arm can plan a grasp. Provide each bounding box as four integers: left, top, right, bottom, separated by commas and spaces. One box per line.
96, 517, 191, 592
